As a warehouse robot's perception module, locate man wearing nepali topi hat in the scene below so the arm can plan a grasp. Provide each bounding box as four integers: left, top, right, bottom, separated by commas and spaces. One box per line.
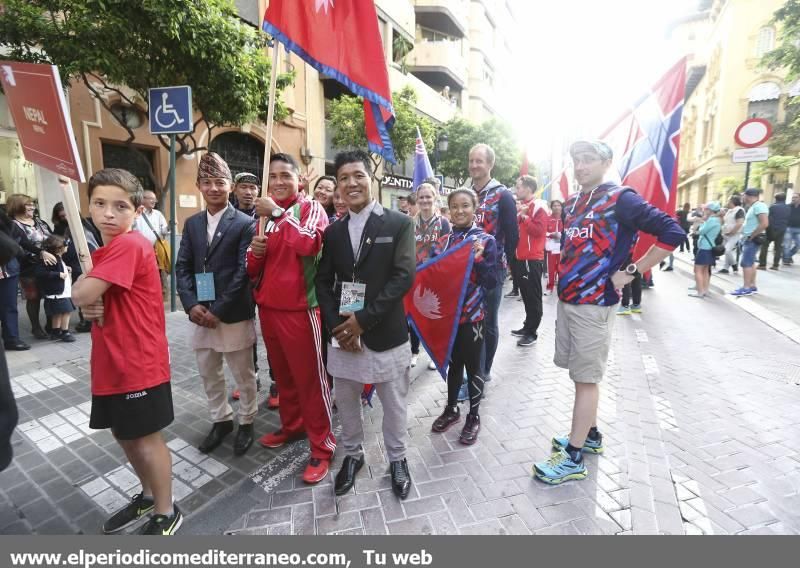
175, 152, 259, 456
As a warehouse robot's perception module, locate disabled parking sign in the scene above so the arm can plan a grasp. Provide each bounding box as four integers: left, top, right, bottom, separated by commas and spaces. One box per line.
148, 86, 193, 134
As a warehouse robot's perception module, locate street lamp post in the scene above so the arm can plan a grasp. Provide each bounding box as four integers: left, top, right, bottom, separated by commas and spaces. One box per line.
432, 133, 449, 192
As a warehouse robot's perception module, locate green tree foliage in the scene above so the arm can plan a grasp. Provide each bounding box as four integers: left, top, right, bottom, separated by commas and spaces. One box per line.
761, 0, 800, 154
327, 85, 436, 174
437, 116, 522, 187
0, 0, 292, 192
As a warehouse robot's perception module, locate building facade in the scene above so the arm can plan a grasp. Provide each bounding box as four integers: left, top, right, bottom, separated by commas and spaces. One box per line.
0, 0, 514, 225
672, 0, 796, 208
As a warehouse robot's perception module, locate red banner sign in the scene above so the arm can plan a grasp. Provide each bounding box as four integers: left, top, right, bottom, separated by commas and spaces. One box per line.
0, 61, 85, 182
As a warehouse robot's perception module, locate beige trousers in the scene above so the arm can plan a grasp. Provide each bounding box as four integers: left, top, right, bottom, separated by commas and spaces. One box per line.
196, 347, 257, 425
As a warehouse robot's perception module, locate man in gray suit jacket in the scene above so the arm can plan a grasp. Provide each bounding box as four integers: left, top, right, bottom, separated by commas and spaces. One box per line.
316, 150, 416, 500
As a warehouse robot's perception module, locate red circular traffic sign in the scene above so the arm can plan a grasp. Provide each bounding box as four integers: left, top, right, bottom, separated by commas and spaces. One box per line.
734, 118, 772, 148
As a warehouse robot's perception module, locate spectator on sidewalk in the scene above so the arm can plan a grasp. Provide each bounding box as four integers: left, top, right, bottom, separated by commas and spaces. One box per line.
0, 229, 21, 471
247, 153, 336, 485
7, 194, 57, 340
732, 189, 769, 297
176, 153, 258, 457
470, 143, 518, 383
718, 195, 745, 274
545, 200, 563, 294
133, 190, 169, 300
0, 209, 28, 351
688, 205, 704, 257
316, 150, 416, 501
511, 175, 547, 347
35, 235, 77, 342
783, 192, 800, 265
72, 168, 180, 535
689, 202, 722, 299
759, 193, 790, 271
531, 140, 683, 485
677, 203, 692, 253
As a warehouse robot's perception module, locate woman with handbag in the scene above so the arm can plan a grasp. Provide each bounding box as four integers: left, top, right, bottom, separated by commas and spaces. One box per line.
7, 194, 57, 339
689, 202, 722, 299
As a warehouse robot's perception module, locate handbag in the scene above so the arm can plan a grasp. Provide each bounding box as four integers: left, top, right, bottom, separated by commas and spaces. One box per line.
751, 233, 767, 246
703, 233, 725, 257
140, 212, 171, 273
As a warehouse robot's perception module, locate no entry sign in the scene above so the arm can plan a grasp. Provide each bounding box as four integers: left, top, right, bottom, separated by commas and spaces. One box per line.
0, 61, 85, 182
734, 118, 773, 149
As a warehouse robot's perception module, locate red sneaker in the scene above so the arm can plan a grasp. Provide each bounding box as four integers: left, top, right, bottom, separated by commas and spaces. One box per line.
302, 458, 330, 484
258, 429, 304, 449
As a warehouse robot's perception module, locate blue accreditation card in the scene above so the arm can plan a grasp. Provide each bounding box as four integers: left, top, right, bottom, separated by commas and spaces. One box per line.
195, 272, 216, 302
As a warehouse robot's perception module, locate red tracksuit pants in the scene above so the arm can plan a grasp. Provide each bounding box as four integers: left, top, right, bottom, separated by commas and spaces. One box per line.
259, 307, 336, 460
546, 251, 560, 291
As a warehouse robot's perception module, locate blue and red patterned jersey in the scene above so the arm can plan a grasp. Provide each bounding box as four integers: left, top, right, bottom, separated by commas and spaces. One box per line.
474, 179, 518, 272
431, 225, 498, 324
415, 214, 451, 265
558, 183, 684, 306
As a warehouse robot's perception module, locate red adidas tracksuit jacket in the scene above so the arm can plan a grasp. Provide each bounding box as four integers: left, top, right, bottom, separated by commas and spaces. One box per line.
246, 195, 335, 460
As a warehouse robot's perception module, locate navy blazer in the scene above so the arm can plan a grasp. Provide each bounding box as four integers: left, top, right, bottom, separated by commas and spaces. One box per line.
316, 203, 416, 352
175, 204, 255, 324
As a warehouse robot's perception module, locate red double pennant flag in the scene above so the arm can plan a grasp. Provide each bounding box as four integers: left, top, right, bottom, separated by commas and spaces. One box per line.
405, 238, 475, 379
262, 0, 396, 162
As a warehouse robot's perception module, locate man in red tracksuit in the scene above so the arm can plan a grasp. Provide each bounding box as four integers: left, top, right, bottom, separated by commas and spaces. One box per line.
246, 153, 335, 484
511, 175, 548, 347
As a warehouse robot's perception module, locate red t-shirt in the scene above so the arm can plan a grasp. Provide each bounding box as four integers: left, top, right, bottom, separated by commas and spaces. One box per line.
88, 232, 170, 395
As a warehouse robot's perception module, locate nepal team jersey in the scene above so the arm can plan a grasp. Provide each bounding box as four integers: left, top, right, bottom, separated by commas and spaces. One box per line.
558, 183, 685, 306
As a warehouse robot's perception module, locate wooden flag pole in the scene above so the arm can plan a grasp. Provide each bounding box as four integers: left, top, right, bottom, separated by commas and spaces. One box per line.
258, 40, 280, 235
61, 179, 92, 273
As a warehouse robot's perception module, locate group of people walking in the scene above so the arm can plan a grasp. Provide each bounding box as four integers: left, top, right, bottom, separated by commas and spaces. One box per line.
1, 137, 689, 535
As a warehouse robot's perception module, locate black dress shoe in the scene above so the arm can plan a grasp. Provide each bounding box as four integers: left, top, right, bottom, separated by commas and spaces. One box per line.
233, 424, 254, 456
198, 420, 234, 454
4, 340, 31, 351
334, 454, 365, 495
390, 458, 411, 500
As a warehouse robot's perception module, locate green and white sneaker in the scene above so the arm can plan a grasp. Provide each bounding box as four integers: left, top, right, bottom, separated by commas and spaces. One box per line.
551, 433, 604, 454
102, 493, 154, 534
138, 505, 183, 535
532, 449, 588, 485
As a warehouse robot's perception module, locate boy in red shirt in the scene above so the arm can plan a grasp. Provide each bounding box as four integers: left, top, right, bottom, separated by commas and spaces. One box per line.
72, 169, 179, 536
511, 175, 548, 347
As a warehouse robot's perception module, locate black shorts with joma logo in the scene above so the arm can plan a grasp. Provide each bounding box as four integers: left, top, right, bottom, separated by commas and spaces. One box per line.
90, 382, 173, 440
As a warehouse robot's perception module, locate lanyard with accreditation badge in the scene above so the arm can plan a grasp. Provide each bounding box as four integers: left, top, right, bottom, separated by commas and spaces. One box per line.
339, 228, 369, 315
195, 213, 221, 302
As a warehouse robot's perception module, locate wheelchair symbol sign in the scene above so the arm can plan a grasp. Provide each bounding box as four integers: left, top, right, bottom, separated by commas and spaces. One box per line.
148, 86, 192, 134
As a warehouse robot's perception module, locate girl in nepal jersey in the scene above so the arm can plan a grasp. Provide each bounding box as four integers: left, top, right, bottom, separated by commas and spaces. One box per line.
428, 188, 497, 446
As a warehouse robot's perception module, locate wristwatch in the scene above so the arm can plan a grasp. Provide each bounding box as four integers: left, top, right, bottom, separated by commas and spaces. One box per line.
624, 263, 638, 275
271, 206, 285, 219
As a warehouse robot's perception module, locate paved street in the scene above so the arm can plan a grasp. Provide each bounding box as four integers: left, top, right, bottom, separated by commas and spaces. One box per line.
2, 265, 800, 535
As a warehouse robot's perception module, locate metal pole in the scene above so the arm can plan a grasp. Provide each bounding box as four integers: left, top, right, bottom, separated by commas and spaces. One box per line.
169, 133, 177, 312
744, 161, 752, 191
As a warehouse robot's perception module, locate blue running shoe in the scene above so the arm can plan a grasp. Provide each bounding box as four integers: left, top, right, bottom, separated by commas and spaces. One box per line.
748, 287, 758, 295
730, 287, 751, 297
532, 449, 587, 484
551, 434, 604, 454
